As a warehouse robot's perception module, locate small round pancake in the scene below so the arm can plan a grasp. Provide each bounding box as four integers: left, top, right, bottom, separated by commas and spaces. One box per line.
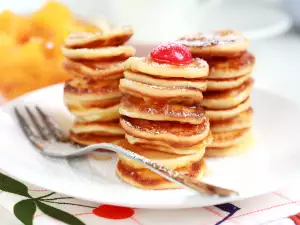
177, 30, 249, 57
62, 58, 125, 80
71, 120, 124, 136
70, 132, 123, 146
65, 98, 120, 122
206, 51, 255, 79
205, 98, 251, 121
205, 131, 254, 157
207, 73, 251, 91
120, 94, 205, 124
116, 139, 205, 170
116, 159, 206, 190
124, 70, 207, 91
119, 78, 203, 101
201, 78, 253, 109
208, 128, 251, 148
64, 78, 122, 102
125, 57, 209, 78
65, 26, 134, 48
210, 108, 253, 133
120, 116, 210, 148
125, 131, 212, 155
61, 45, 135, 61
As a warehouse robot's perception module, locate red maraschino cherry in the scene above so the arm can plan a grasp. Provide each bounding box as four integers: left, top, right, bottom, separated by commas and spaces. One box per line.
150, 42, 192, 65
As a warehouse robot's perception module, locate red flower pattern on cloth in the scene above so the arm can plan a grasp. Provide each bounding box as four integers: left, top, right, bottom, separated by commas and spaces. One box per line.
92, 205, 135, 220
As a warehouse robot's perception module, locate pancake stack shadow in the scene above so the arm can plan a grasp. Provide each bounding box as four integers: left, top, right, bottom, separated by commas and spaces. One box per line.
178, 30, 255, 157
61, 27, 135, 146
116, 48, 213, 189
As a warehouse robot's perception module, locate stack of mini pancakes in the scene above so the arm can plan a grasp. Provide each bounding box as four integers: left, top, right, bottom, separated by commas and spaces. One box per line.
116, 52, 212, 189
178, 30, 255, 157
61, 27, 135, 145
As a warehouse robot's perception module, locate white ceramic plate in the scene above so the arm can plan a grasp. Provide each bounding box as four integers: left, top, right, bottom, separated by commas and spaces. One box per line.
1, 84, 300, 209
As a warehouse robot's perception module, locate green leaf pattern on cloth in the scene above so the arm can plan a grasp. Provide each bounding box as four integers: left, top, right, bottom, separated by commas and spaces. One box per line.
36, 201, 85, 225
0, 173, 30, 197
0, 172, 86, 225
14, 199, 36, 225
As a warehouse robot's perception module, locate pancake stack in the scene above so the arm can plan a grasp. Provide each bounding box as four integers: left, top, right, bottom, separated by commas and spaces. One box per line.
116, 43, 212, 189
61, 27, 135, 145
177, 30, 255, 157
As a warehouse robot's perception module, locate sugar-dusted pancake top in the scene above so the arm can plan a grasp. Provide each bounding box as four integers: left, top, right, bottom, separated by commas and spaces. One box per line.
125, 57, 209, 78
177, 30, 249, 57
64, 26, 134, 48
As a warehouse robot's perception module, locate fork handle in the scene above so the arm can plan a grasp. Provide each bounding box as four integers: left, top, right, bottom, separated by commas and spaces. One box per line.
86, 143, 237, 196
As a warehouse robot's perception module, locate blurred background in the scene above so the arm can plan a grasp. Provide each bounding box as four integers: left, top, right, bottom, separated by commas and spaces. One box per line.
0, 0, 299, 100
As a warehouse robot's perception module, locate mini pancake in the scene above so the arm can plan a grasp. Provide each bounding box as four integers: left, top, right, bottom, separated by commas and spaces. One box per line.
70, 132, 123, 146
210, 108, 253, 133
201, 78, 253, 109
119, 94, 206, 124
205, 97, 251, 121
116, 158, 206, 190
208, 128, 251, 148
206, 51, 255, 79
205, 131, 254, 157
65, 26, 134, 48
124, 70, 207, 91
177, 30, 249, 57
125, 131, 212, 155
62, 58, 125, 80
65, 98, 120, 122
125, 57, 209, 78
64, 78, 122, 102
207, 73, 251, 91
61, 45, 135, 61
119, 78, 203, 101
120, 116, 210, 148
115, 139, 205, 170
71, 120, 124, 136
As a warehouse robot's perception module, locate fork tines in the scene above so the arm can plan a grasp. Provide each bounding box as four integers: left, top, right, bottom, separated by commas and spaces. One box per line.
14, 106, 69, 150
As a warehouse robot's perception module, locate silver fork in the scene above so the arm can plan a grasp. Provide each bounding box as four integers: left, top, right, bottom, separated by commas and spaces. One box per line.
14, 106, 238, 197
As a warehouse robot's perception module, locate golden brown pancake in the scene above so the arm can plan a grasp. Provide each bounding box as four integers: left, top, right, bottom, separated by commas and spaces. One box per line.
62, 58, 125, 80
71, 120, 124, 136
209, 128, 251, 148
205, 97, 251, 121
116, 139, 205, 169
61, 45, 136, 61
207, 73, 251, 91
201, 78, 253, 109
177, 30, 249, 57
124, 70, 207, 91
125, 131, 212, 155
65, 98, 120, 122
70, 132, 123, 146
64, 78, 122, 102
120, 116, 210, 148
119, 78, 203, 101
206, 51, 255, 79
119, 94, 205, 124
116, 158, 206, 190
210, 108, 253, 133
206, 131, 254, 157
65, 26, 134, 48
125, 57, 209, 78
